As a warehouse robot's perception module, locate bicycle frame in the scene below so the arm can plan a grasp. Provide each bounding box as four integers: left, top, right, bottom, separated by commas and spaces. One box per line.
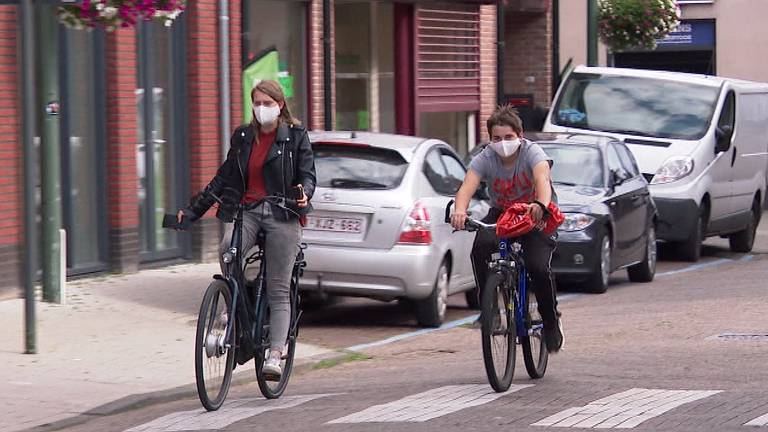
493, 239, 543, 342
218, 205, 269, 353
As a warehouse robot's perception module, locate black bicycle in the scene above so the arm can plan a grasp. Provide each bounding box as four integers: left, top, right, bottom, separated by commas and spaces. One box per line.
186, 193, 306, 410
445, 201, 548, 392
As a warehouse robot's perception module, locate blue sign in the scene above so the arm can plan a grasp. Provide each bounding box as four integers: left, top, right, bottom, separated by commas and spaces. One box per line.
656, 20, 715, 47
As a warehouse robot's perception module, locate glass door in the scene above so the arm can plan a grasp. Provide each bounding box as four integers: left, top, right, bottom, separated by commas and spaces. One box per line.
136, 20, 188, 261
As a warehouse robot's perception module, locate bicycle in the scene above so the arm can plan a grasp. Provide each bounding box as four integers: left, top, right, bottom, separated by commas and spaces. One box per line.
184, 192, 306, 410
445, 201, 548, 392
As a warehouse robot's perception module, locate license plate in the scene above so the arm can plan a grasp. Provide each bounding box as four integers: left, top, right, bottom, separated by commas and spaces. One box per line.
306, 216, 364, 233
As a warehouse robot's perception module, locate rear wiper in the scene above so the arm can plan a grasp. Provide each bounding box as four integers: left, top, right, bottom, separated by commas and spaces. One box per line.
330, 178, 389, 189
553, 181, 578, 186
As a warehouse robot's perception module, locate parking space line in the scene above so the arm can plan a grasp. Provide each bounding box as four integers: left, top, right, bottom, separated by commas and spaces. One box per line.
531, 388, 721, 429
345, 293, 582, 353
655, 256, 756, 278
745, 412, 768, 426
327, 384, 532, 423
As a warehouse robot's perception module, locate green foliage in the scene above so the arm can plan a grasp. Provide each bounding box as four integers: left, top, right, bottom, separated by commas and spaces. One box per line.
598, 0, 680, 51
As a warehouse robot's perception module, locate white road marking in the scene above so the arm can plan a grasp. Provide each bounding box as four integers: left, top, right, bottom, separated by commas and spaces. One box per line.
531, 388, 721, 429
328, 384, 532, 423
124, 394, 333, 432
746, 412, 768, 427
345, 293, 582, 352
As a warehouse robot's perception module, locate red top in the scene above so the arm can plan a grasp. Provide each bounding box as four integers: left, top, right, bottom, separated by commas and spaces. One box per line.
243, 129, 277, 203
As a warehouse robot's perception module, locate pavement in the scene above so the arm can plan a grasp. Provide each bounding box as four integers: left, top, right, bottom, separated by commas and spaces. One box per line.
3, 211, 767, 432
0, 263, 334, 432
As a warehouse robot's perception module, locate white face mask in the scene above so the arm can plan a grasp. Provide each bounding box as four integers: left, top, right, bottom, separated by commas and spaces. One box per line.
489, 138, 521, 158
253, 104, 281, 125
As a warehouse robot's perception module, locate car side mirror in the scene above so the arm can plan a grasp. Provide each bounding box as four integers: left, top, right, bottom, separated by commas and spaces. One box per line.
715, 125, 733, 153
611, 169, 629, 187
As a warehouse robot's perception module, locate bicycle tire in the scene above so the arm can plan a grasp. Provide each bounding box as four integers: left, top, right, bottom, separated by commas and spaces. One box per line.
481, 272, 516, 392
195, 279, 235, 411
521, 286, 548, 379
255, 285, 298, 399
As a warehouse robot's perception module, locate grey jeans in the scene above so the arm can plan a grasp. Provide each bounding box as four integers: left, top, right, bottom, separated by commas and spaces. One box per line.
220, 204, 301, 351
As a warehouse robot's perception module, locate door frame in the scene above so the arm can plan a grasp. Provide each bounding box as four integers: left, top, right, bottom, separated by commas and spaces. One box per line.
58, 21, 109, 275
136, 18, 190, 262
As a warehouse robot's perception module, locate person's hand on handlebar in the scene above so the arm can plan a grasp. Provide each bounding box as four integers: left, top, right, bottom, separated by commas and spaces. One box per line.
295, 184, 308, 208
451, 210, 468, 231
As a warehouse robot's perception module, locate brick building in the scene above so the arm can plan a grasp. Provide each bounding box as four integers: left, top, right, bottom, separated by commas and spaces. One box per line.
0, 0, 555, 297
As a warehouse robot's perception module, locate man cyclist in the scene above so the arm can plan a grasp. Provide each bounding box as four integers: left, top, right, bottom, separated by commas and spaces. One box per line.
450, 105, 564, 353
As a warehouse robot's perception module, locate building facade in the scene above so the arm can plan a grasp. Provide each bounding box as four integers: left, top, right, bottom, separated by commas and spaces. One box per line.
558, 0, 768, 83
0, 0, 555, 297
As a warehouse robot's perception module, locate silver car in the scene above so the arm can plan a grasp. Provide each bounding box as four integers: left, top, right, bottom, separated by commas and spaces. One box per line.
300, 131, 489, 327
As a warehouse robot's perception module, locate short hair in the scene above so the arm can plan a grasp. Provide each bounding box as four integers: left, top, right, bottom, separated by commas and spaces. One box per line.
486, 104, 524, 136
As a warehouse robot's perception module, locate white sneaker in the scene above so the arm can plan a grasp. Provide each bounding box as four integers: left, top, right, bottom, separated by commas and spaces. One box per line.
262, 350, 282, 377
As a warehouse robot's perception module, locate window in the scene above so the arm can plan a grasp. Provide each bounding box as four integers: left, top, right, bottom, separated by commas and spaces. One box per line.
440, 152, 467, 195
313, 144, 408, 190
553, 72, 721, 140
718, 91, 736, 131
606, 145, 623, 172
615, 144, 640, 177
542, 145, 604, 187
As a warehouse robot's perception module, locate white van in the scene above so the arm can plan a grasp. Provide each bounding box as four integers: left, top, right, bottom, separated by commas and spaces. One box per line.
544, 66, 768, 261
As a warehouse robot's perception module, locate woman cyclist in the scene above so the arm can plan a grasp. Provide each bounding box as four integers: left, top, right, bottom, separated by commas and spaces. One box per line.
450, 105, 564, 353
177, 79, 316, 376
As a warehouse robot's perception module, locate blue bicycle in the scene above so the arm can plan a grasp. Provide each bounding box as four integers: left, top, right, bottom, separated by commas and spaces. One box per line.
446, 201, 548, 392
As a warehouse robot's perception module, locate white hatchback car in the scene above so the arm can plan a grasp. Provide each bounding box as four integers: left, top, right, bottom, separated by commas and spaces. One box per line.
300, 131, 489, 327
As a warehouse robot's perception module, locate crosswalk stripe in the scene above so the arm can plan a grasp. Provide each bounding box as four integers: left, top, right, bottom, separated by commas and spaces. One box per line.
328, 384, 532, 424
124, 394, 333, 432
746, 412, 768, 427
531, 388, 721, 429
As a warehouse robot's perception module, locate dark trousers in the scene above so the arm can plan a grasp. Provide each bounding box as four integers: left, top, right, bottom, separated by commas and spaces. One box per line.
470, 208, 560, 326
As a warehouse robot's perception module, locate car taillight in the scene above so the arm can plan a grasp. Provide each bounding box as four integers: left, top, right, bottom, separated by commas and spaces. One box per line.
398, 202, 432, 244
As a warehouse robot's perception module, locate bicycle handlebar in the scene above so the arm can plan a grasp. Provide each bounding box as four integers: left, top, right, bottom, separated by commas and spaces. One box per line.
444, 200, 496, 232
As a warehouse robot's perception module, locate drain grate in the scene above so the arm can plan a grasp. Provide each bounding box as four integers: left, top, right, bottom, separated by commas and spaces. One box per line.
707, 333, 768, 341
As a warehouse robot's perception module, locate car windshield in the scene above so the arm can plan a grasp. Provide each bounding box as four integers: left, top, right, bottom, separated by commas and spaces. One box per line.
552, 72, 721, 140
313, 143, 408, 190
541, 144, 605, 188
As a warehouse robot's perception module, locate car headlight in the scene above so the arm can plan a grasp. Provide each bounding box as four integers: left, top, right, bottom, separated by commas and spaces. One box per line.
651, 156, 694, 185
559, 213, 595, 232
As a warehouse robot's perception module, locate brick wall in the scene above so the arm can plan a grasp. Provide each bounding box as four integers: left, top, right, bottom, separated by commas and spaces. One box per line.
105, 28, 140, 273
479, 5, 498, 144
503, 2, 553, 114
309, 0, 324, 130
187, 0, 223, 261
0, 6, 20, 297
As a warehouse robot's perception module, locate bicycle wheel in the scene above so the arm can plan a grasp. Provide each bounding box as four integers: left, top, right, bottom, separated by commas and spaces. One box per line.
521, 285, 548, 379
255, 289, 297, 399
195, 280, 235, 411
481, 272, 516, 392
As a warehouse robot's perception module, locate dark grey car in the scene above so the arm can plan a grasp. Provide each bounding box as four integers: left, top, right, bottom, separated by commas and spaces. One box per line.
539, 134, 658, 293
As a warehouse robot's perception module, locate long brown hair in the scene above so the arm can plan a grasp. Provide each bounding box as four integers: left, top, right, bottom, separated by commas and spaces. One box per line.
250, 80, 300, 130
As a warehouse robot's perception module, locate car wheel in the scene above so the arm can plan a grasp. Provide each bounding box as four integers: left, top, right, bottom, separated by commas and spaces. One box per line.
416, 259, 450, 327
729, 200, 760, 253
627, 225, 657, 283
585, 234, 610, 294
677, 205, 706, 262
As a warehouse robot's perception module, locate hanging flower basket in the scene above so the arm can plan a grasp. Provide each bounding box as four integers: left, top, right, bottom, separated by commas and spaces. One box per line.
598, 0, 680, 52
58, 0, 186, 32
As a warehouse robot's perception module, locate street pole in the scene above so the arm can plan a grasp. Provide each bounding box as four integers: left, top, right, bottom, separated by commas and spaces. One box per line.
20, 0, 37, 354
587, 0, 598, 66
38, 8, 63, 303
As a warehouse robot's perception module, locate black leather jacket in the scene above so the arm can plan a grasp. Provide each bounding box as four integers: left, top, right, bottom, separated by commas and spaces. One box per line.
186, 122, 316, 222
